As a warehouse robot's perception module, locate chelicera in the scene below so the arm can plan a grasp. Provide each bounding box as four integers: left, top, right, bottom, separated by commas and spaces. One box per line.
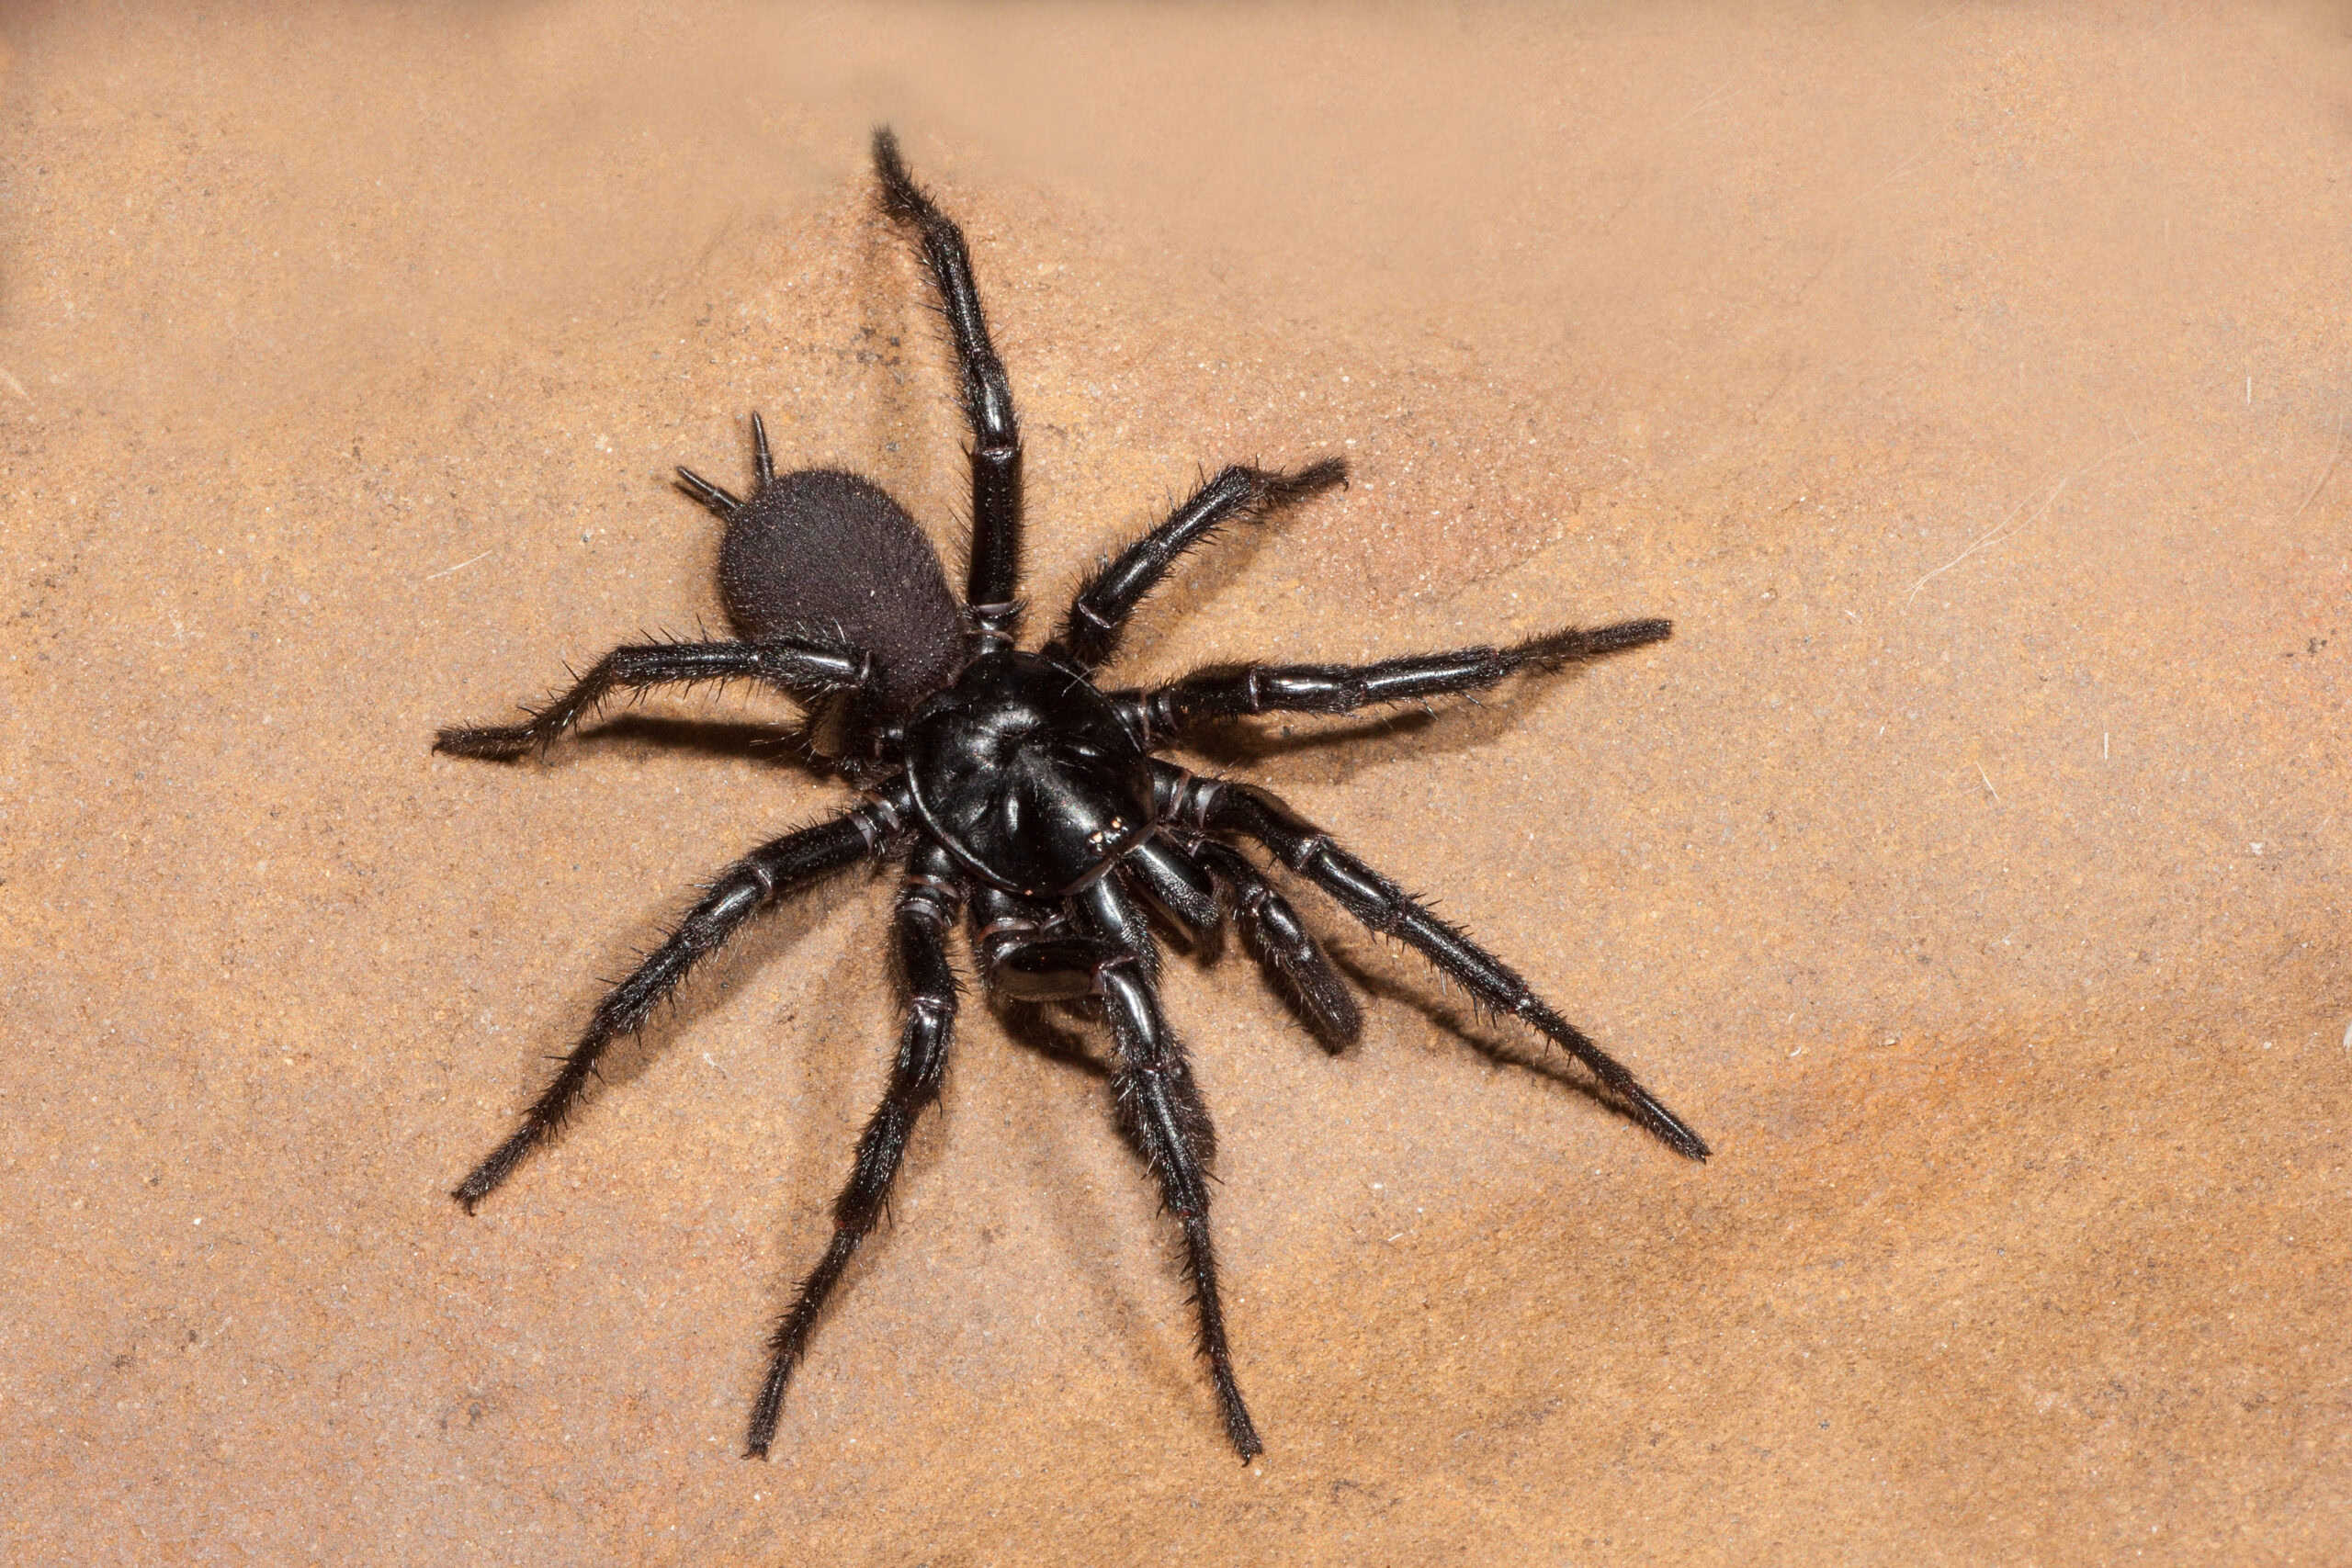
439, 129, 1708, 1461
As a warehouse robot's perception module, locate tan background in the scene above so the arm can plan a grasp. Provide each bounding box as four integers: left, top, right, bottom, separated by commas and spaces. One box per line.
6, 3, 2348, 1562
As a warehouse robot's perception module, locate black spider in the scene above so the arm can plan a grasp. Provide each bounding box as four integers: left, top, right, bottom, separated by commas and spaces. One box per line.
438, 129, 1708, 1462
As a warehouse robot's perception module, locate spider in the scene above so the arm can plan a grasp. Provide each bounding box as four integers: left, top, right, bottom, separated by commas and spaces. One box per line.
438, 129, 1709, 1462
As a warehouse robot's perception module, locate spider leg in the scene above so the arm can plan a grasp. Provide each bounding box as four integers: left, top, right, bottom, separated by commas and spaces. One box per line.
746, 848, 964, 1458
434, 636, 875, 760
968, 879, 1261, 1454
1109, 620, 1671, 748
1048, 877, 1261, 1460
1049, 461, 1348, 673
451, 795, 900, 1211
1185, 776, 1711, 1162
871, 128, 1024, 646
1189, 837, 1361, 1051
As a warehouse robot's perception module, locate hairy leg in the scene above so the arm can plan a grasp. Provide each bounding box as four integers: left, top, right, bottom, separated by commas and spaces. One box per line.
451, 797, 898, 1211
1191, 778, 1710, 1161
872, 128, 1025, 644
1067, 878, 1262, 1459
1190, 838, 1361, 1050
435, 637, 872, 760
1113, 620, 1670, 747
1051, 460, 1346, 672
746, 850, 964, 1457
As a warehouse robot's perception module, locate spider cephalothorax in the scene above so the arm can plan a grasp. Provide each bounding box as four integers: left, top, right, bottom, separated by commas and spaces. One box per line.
438, 129, 1708, 1461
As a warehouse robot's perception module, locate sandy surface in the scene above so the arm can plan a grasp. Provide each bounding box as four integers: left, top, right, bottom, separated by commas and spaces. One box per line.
6, 4, 2348, 1562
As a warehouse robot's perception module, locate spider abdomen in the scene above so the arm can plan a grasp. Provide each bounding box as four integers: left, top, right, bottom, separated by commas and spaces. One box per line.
718, 468, 963, 713
902, 651, 1155, 897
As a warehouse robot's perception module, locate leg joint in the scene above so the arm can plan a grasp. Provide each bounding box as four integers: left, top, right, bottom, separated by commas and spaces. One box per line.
738, 857, 777, 901
1281, 832, 1330, 874
854, 787, 907, 846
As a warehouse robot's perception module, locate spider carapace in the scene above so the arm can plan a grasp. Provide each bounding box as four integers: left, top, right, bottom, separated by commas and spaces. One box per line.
437, 129, 1708, 1462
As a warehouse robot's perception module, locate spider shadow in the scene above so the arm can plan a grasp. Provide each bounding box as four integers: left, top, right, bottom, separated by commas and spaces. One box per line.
490, 818, 882, 1136
1051, 472, 1293, 670
990, 997, 1116, 1082
981, 909, 1232, 1085
1323, 940, 1663, 1137
983, 904, 1650, 1139
987, 989, 1236, 1413
556, 715, 835, 779
1173, 660, 1619, 786
857, 179, 957, 556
